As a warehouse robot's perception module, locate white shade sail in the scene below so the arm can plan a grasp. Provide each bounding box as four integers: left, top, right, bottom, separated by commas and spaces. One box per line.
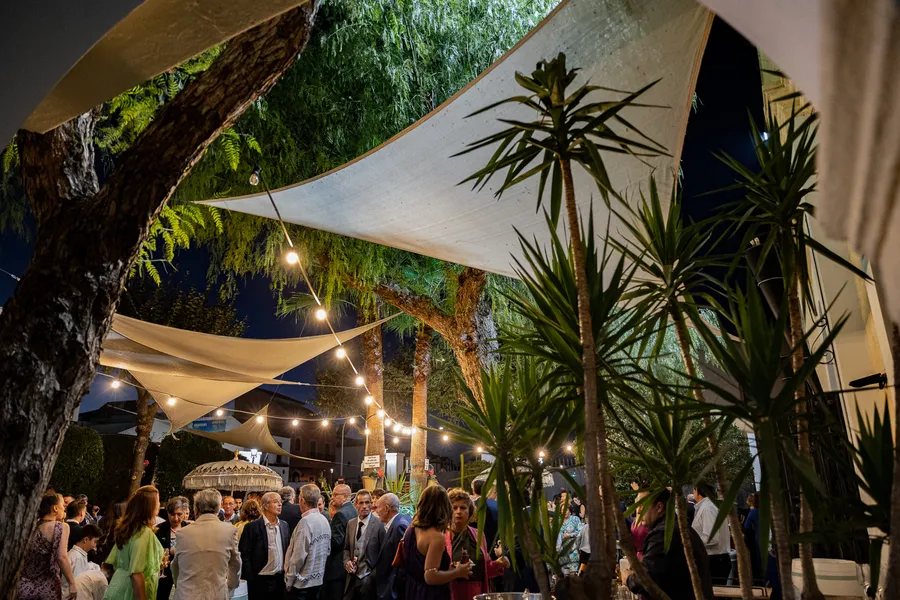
205, 0, 712, 278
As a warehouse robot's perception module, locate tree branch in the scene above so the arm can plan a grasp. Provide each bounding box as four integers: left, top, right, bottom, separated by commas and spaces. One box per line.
370, 281, 452, 336
453, 267, 488, 326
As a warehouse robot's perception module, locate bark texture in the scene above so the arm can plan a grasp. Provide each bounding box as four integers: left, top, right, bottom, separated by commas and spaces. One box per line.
128, 387, 157, 496
361, 311, 386, 476
675, 492, 708, 600
410, 326, 432, 493
885, 323, 900, 599
371, 267, 497, 404
0, 5, 319, 596
673, 313, 754, 599
760, 424, 796, 600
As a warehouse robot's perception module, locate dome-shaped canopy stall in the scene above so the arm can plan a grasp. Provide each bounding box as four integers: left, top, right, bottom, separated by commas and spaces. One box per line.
182, 452, 283, 492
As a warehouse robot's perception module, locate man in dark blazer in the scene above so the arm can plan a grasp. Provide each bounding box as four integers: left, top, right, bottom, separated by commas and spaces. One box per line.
322, 484, 357, 600
370, 493, 411, 600
239, 491, 291, 600
279, 486, 303, 537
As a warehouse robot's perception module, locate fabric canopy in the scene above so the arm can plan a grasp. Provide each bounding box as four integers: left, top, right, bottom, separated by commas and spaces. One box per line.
104, 314, 393, 432
184, 405, 331, 464
182, 453, 284, 491
206, 0, 712, 279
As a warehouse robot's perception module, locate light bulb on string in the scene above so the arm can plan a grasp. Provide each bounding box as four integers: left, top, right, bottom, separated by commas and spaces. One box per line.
384, 418, 393, 427
314, 308, 327, 321
566, 444, 573, 452
364, 428, 371, 436
111, 379, 121, 389
377, 409, 385, 418
354, 376, 365, 386
256, 416, 264, 423
393, 437, 399, 445
167, 397, 177, 406
335, 347, 347, 359
402, 427, 410, 435
393, 423, 401, 433
249, 166, 261, 186
216, 409, 224, 417
349, 417, 357, 425
438, 426, 444, 430
476, 446, 484, 454
442, 434, 449, 442
285, 250, 300, 265
538, 450, 546, 458
321, 419, 330, 427
291, 419, 299, 426
364, 395, 374, 405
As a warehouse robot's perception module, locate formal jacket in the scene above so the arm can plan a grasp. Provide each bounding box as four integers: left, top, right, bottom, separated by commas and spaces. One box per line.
154, 521, 188, 580
325, 501, 358, 582
370, 513, 411, 600
238, 515, 290, 581
171, 513, 241, 600
343, 514, 377, 592
626, 517, 714, 600
281, 501, 303, 537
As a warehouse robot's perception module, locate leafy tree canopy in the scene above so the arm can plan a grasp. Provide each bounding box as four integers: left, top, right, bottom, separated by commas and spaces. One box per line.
49, 424, 104, 500
154, 433, 234, 502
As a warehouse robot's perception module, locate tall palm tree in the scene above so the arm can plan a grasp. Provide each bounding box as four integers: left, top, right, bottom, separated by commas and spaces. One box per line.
459, 52, 666, 591
612, 178, 754, 599
689, 287, 847, 600
719, 106, 871, 600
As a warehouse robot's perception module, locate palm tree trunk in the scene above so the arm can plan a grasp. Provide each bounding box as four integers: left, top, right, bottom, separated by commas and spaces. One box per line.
521, 518, 553, 599
560, 157, 615, 593
361, 310, 386, 482
884, 323, 900, 598
673, 312, 754, 599
615, 500, 671, 600
410, 325, 432, 493
759, 423, 796, 600
675, 492, 708, 600
128, 386, 157, 496
786, 268, 822, 600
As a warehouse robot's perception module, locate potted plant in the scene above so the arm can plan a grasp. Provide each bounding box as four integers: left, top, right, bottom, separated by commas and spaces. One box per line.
362, 467, 383, 491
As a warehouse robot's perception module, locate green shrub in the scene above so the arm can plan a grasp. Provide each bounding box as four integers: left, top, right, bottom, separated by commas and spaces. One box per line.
154, 433, 232, 502
50, 425, 104, 499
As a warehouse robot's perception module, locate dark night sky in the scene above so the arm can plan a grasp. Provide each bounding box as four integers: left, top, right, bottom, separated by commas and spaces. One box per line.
0, 17, 765, 416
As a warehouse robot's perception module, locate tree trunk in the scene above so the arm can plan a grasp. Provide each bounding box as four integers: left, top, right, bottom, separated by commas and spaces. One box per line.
0, 6, 318, 596
559, 157, 615, 593
673, 311, 754, 599
615, 500, 671, 600
675, 492, 709, 599
410, 325, 432, 494
884, 323, 900, 598
786, 269, 823, 600
128, 386, 157, 497
361, 311, 386, 478
759, 423, 796, 600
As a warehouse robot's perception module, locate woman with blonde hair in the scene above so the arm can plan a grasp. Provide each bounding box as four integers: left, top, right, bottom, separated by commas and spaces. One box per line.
403, 485, 472, 600
444, 488, 509, 600
103, 485, 164, 600
234, 498, 261, 538
15, 492, 78, 599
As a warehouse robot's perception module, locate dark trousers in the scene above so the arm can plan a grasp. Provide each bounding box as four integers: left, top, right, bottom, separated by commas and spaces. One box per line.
709, 553, 732, 584
156, 574, 173, 600
344, 576, 375, 600
320, 578, 345, 600
288, 586, 322, 600
249, 574, 285, 600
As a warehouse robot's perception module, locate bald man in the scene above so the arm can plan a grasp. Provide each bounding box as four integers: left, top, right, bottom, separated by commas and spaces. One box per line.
321, 484, 357, 600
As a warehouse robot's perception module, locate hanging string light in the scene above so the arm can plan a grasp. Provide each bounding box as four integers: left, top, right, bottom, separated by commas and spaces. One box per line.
442, 434, 449, 442
384, 417, 393, 427
256, 415, 265, 423
476, 446, 484, 454
315, 308, 327, 321
354, 375, 365, 386
216, 409, 224, 417
167, 397, 177, 406
335, 347, 347, 359
321, 419, 330, 427
364, 428, 371, 436
111, 379, 121, 389
364, 395, 374, 405
292, 419, 299, 426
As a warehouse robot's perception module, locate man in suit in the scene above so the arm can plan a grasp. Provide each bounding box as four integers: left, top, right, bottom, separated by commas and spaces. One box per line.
371, 493, 410, 600
172, 488, 242, 600
343, 490, 377, 600
322, 484, 357, 600
280, 486, 303, 536
239, 491, 291, 600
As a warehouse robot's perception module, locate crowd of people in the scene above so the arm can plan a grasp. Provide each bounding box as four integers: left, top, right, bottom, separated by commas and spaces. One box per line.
15, 477, 762, 600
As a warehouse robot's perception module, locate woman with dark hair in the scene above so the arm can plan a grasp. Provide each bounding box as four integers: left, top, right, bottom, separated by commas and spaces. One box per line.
557, 501, 583, 575
16, 492, 78, 600
154, 496, 189, 600
103, 486, 164, 600
234, 498, 261, 538
444, 488, 508, 600
404, 485, 472, 600
95, 501, 127, 565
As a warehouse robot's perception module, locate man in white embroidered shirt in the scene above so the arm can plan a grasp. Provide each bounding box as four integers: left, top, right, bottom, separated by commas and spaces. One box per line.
284, 484, 331, 600
239, 491, 290, 600
691, 481, 732, 584
62, 524, 104, 599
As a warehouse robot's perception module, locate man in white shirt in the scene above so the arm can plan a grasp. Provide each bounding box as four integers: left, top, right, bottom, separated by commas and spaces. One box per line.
691, 481, 732, 584
239, 491, 290, 600
62, 525, 102, 598
284, 484, 331, 600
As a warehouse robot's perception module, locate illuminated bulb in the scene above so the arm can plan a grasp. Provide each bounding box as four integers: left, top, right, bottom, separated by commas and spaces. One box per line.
377, 409, 385, 418
384, 418, 392, 427
476, 446, 484, 454
402, 427, 410, 435
167, 397, 177, 406
538, 450, 546, 458
315, 308, 327, 321
111, 379, 121, 389
393, 423, 402, 433
354, 375, 365, 386
322, 419, 330, 427
249, 167, 261, 186
438, 426, 444, 430
364, 395, 374, 405
291, 419, 299, 426
566, 444, 573, 452
286, 250, 300, 265
349, 417, 357, 425
256, 416, 264, 423
393, 437, 400, 445
335, 347, 347, 359
364, 428, 371, 436
216, 409, 224, 417
442, 434, 449, 442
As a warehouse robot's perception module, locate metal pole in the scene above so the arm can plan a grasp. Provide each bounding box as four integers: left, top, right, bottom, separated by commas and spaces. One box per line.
340, 421, 346, 476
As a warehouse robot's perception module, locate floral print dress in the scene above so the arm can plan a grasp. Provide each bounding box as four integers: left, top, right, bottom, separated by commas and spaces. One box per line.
15, 521, 62, 600
557, 515, 583, 575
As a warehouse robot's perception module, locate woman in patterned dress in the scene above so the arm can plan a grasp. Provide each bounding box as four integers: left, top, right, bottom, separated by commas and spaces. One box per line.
16, 491, 78, 600
103, 486, 164, 600
557, 502, 584, 575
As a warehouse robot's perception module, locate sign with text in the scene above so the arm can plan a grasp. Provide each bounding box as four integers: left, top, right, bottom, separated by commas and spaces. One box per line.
362, 455, 381, 469
190, 418, 227, 432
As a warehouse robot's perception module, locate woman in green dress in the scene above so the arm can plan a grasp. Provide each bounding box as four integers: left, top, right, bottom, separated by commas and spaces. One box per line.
103, 485, 164, 600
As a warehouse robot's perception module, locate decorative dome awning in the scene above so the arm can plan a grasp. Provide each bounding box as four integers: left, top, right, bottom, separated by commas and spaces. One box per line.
183, 453, 283, 492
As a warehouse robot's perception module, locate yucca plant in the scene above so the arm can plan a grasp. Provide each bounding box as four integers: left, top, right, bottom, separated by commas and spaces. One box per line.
611, 177, 755, 599
688, 286, 848, 600
457, 52, 665, 590
612, 384, 732, 600
719, 105, 871, 599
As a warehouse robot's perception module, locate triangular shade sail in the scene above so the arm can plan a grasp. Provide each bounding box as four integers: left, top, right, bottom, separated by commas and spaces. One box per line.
105, 314, 393, 432
206, 0, 712, 278
184, 405, 331, 464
